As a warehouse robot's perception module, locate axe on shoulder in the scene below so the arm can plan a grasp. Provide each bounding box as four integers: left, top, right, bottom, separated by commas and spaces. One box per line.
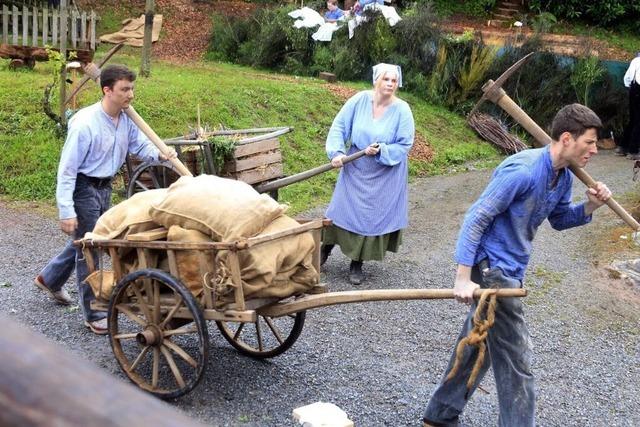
472, 53, 640, 231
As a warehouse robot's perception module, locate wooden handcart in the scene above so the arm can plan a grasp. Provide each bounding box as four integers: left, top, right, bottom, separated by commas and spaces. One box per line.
78, 220, 526, 399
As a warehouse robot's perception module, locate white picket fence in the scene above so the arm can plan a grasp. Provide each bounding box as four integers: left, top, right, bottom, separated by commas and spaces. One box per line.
1, 3, 98, 50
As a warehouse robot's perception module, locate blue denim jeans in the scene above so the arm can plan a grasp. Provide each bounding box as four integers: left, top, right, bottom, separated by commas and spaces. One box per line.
424, 264, 535, 427
40, 175, 112, 322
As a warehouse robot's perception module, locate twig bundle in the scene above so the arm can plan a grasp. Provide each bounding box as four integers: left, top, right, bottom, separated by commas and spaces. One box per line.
468, 112, 528, 154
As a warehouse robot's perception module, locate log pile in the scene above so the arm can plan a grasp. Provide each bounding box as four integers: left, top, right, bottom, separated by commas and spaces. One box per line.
468, 112, 528, 154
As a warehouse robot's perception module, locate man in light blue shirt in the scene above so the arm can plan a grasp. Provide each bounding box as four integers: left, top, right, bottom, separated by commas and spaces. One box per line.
423, 104, 612, 426
34, 64, 175, 335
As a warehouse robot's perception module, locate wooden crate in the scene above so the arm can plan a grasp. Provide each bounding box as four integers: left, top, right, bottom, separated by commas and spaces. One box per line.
220, 137, 284, 185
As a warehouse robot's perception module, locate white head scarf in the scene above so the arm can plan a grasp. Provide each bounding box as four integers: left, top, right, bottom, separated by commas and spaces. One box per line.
372, 63, 402, 88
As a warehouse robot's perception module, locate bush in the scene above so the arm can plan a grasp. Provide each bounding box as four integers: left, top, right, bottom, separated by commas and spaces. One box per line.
430, 0, 496, 18
528, 0, 640, 26
205, 2, 630, 139
206, 15, 254, 62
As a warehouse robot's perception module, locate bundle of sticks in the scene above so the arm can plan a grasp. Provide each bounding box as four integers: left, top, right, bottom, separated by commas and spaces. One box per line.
467, 112, 528, 154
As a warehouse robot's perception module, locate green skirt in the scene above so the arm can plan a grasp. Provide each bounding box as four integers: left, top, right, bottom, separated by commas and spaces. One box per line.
322, 224, 403, 262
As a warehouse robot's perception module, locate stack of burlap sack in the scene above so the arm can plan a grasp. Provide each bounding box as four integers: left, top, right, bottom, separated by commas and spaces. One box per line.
83, 175, 319, 305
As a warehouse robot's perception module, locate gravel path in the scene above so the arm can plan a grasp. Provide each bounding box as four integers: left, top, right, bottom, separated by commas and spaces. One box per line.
1, 151, 638, 426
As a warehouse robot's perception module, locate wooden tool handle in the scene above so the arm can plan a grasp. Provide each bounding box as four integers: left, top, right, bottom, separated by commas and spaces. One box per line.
490, 83, 640, 231
254, 146, 372, 193
124, 106, 193, 177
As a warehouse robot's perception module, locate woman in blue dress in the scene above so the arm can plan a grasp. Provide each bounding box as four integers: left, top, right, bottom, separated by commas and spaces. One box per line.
322, 63, 415, 285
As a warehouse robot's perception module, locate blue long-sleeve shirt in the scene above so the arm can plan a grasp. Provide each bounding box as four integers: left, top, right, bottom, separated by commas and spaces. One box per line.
455, 145, 591, 281
324, 8, 344, 21
56, 102, 160, 219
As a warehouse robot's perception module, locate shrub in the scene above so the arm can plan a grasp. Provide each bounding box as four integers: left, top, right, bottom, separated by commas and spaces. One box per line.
570, 55, 605, 107
207, 15, 253, 62
528, 0, 640, 26
431, 0, 497, 18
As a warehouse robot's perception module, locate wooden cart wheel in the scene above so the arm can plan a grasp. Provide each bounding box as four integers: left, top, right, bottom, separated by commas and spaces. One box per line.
126, 162, 180, 198
108, 269, 209, 399
216, 309, 306, 358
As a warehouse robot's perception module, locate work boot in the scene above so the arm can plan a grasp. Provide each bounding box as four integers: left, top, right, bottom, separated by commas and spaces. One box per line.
349, 260, 363, 285
320, 244, 334, 266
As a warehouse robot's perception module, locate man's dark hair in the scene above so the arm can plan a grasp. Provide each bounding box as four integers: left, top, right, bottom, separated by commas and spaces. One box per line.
550, 103, 602, 140
100, 64, 136, 93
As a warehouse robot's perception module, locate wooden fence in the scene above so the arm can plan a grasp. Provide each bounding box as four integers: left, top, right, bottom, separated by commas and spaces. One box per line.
1, 3, 98, 50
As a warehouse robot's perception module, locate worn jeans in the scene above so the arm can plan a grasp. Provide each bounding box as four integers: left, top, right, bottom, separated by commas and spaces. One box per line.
39, 175, 112, 322
424, 264, 535, 427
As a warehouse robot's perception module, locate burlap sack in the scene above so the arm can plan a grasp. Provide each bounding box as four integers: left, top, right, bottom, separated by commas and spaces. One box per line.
149, 175, 287, 241
85, 188, 168, 240
215, 215, 318, 305
165, 225, 212, 297
85, 270, 115, 301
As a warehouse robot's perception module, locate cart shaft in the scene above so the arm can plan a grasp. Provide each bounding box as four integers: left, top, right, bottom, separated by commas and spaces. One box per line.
257, 288, 527, 317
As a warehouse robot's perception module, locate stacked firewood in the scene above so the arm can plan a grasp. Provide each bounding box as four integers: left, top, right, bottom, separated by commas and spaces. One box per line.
468, 112, 529, 154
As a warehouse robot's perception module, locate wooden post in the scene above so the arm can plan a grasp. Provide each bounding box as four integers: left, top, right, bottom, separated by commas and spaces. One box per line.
52, 8, 58, 46
90, 10, 96, 50
2, 4, 8, 45
11, 5, 18, 45
81, 11, 87, 48
71, 9, 77, 48
42, 7, 49, 46
21, 4, 28, 46
0, 315, 207, 427
31, 5, 37, 47
59, 0, 67, 125
140, 0, 154, 77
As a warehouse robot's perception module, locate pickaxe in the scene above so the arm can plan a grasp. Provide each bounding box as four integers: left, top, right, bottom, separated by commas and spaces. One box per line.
63, 43, 125, 107
78, 59, 192, 177
472, 53, 640, 231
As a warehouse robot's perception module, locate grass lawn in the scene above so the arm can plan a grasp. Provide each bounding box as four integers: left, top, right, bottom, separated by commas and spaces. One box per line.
0, 51, 497, 214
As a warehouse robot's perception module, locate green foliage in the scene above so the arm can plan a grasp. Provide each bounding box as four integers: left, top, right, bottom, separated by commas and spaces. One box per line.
206, 15, 254, 62
570, 55, 605, 107
528, 0, 640, 26
0, 52, 489, 214
431, 0, 496, 18
457, 44, 497, 101
424, 33, 491, 112
531, 12, 557, 33
206, 136, 238, 172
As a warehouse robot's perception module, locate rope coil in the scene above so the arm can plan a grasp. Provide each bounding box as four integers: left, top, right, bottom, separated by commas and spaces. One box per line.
446, 288, 498, 395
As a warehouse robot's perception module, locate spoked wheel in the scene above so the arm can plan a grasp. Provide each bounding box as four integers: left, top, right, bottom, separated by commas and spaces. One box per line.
216, 309, 306, 358
126, 162, 180, 198
108, 269, 208, 399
